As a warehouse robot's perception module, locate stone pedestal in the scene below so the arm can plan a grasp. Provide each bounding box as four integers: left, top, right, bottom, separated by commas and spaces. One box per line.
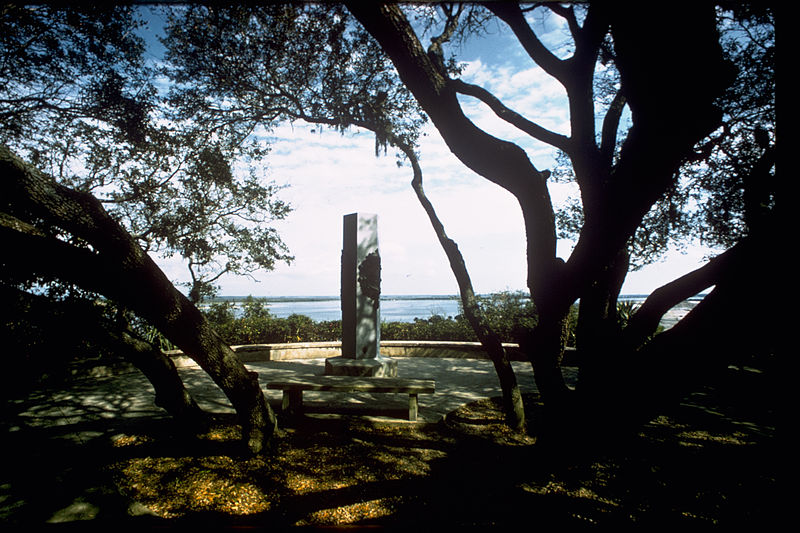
325, 213, 397, 377
324, 354, 398, 377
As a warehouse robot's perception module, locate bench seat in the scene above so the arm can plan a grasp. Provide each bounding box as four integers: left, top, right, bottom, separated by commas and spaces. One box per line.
266, 376, 435, 421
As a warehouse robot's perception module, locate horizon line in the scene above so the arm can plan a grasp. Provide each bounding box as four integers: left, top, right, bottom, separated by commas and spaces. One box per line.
206, 292, 706, 301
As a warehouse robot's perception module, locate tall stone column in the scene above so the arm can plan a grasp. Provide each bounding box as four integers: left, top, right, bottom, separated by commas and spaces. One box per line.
325, 213, 397, 377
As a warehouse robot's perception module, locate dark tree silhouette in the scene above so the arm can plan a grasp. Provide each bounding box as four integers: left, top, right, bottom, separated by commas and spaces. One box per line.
1, 145, 277, 453
346, 3, 777, 436
159, 3, 777, 437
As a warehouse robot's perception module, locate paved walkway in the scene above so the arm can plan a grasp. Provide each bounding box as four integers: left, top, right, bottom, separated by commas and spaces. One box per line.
7, 358, 578, 443
1, 357, 580, 523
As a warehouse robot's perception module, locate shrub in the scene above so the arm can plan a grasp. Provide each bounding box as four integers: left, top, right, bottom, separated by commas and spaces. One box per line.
285, 313, 317, 342
313, 320, 342, 342
477, 291, 538, 343
203, 300, 237, 326
382, 314, 476, 342
616, 299, 639, 329
240, 296, 271, 321
200, 293, 592, 347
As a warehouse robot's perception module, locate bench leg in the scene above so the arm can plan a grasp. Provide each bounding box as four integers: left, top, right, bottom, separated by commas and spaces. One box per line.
408, 393, 418, 421
282, 390, 303, 413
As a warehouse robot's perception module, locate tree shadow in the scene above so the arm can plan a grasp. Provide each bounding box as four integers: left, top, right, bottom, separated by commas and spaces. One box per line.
1, 366, 778, 528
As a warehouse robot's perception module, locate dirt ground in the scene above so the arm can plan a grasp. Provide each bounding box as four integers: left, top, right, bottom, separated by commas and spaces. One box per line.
1, 365, 780, 529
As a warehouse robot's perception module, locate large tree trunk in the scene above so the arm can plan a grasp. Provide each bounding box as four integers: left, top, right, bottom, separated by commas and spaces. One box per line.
0, 145, 276, 453
347, 2, 740, 443
0, 285, 209, 431
348, 2, 565, 410
573, 247, 629, 401
572, 233, 776, 438
113, 329, 210, 433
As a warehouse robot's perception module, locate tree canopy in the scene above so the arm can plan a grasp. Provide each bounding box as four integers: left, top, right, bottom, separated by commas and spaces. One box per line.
1, 2, 778, 445
1, 4, 287, 452
161, 4, 426, 158
159, 1, 778, 431
1, 4, 293, 302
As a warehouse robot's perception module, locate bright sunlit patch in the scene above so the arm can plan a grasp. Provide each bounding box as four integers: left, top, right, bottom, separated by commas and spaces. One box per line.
298, 497, 401, 526
111, 455, 271, 518
110, 433, 154, 447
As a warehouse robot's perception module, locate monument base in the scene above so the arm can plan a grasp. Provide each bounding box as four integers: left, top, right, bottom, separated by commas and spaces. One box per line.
324, 355, 398, 377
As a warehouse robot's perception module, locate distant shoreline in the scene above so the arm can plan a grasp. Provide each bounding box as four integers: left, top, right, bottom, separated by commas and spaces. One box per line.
201, 293, 704, 326
207, 294, 462, 303
206, 293, 708, 304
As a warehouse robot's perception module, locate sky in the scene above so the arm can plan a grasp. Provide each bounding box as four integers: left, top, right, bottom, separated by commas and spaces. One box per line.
147, 6, 717, 298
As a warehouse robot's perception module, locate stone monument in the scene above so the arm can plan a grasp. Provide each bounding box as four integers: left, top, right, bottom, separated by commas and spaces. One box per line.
325, 213, 398, 377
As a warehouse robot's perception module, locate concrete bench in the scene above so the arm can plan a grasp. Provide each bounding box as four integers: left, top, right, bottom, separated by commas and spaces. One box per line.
266, 376, 435, 421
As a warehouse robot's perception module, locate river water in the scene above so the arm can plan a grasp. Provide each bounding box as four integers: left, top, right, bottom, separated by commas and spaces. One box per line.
210, 294, 702, 325
215, 296, 463, 323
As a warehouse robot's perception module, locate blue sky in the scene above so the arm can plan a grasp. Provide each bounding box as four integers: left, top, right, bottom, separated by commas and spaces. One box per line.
144, 6, 717, 297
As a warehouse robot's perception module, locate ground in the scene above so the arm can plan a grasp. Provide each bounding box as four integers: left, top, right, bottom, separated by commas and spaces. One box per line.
1, 366, 780, 528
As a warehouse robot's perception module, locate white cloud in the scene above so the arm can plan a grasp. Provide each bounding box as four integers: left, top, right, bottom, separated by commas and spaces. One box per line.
622, 246, 717, 295
198, 119, 533, 297
153, 15, 712, 300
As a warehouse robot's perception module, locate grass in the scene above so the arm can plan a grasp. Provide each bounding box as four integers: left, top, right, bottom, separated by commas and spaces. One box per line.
1, 367, 779, 528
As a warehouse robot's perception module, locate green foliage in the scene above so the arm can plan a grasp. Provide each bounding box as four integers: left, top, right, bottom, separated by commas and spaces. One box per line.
161, 4, 426, 165
240, 296, 272, 321
381, 314, 476, 342
200, 293, 677, 349
128, 323, 176, 352
616, 299, 639, 329
310, 320, 343, 343
0, 5, 150, 147
202, 300, 237, 325
563, 303, 580, 349
614, 299, 664, 339
1, 5, 294, 303
380, 291, 542, 344
476, 291, 538, 342
200, 292, 583, 347
202, 298, 342, 344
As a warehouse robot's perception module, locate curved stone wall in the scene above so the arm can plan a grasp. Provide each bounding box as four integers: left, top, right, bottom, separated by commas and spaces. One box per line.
166, 340, 578, 367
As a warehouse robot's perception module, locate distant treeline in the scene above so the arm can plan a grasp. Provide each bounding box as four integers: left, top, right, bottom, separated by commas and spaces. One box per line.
194, 292, 691, 347
205, 294, 462, 303
200, 293, 574, 346
205, 293, 707, 304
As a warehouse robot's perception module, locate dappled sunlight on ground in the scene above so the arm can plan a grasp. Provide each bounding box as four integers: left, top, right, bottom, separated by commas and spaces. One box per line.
1, 359, 776, 527
95, 376, 776, 527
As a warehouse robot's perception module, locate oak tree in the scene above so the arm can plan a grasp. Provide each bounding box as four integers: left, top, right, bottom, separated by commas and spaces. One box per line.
0, 4, 293, 303
1, 5, 289, 452
160, 2, 530, 429
160, 2, 778, 438
347, 2, 778, 437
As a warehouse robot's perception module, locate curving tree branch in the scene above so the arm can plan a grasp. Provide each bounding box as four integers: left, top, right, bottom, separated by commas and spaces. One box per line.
621, 242, 748, 350
599, 89, 627, 167
484, 2, 567, 82
346, 3, 561, 296
451, 78, 573, 153
1, 144, 277, 453
396, 139, 527, 430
